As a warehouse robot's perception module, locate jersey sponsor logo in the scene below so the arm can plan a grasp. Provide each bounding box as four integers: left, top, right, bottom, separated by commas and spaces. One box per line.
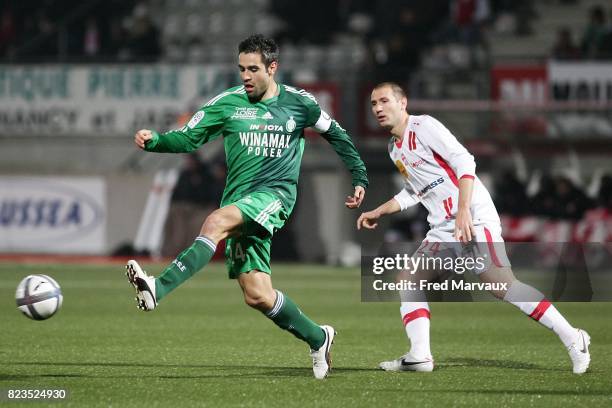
262, 112, 273, 120
286, 116, 296, 133
418, 177, 445, 197
400, 153, 423, 169
250, 124, 285, 132
187, 111, 204, 129
239, 131, 292, 158
231, 107, 259, 120
410, 159, 425, 168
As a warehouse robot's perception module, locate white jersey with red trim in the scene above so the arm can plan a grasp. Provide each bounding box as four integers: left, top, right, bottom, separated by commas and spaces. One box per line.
390, 114, 499, 228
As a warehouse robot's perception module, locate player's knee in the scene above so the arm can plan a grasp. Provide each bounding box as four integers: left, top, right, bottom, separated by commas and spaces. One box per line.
490, 275, 517, 299
243, 285, 276, 312
490, 289, 506, 300
201, 210, 230, 240
244, 291, 274, 311
480, 265, 516, 300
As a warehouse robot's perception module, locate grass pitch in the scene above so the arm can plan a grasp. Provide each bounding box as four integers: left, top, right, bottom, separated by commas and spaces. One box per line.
1, 262, 611, 407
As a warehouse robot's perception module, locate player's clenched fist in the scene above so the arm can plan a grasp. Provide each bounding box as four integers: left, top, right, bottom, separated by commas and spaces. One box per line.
134, 129, 153, 149
357, 210, 380, 230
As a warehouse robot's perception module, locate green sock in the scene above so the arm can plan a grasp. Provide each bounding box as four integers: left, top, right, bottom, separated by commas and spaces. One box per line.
265, 290, 326, 350
155, 236, 216, 301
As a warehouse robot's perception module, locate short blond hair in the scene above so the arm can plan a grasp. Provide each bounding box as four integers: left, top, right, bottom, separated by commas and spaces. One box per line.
373, 82, 407, 101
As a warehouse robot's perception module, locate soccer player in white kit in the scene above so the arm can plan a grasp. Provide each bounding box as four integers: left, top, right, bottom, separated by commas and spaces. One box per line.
357, 82, 591, 374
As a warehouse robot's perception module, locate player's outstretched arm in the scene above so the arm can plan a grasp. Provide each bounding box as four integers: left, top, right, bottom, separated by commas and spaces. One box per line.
133, 128, 196, 153
356, 197, 401, 230
135, 106, 225, 153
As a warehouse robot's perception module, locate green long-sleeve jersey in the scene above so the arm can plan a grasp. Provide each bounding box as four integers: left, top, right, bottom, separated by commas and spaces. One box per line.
145, 84, 368, 213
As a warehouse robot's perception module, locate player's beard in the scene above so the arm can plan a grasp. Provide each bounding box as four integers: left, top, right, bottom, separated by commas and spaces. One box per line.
246, 84, 266, 103
247, 94, 263, 103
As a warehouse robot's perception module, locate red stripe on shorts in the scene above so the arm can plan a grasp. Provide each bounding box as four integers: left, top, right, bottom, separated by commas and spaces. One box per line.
402, 308, 431, 325
529, 299, 551, 321
483, 227, 503, 267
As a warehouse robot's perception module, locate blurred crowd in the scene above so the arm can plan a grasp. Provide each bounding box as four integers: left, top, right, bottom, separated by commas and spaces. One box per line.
551, 4, 612, 60
494, 172, 612, 220
3, 0, 612, 66
271, 0, 533, 80
0, 0, 160, 61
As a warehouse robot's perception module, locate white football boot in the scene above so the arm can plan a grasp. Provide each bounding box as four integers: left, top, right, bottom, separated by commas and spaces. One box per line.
379, 352, 434, 372
567, 329, 590, 374
310, 325, 336, 379
126, 260, 157, 311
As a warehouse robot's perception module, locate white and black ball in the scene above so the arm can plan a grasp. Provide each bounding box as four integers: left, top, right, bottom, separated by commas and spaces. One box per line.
15, 275, 63, 320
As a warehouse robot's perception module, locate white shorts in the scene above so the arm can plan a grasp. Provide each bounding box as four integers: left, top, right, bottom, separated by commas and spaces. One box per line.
415, 222, 511, 275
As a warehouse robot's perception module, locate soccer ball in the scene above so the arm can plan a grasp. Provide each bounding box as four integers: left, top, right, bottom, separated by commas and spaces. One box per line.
15, 275, 63, 320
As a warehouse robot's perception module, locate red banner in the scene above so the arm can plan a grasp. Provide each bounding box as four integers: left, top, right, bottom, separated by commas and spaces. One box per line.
297, 82, 341, 139
490, 65, 547, 102
490, 65, 548, 136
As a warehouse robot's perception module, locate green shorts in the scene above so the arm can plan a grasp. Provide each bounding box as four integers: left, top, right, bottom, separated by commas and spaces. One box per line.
224, 191, 289, 279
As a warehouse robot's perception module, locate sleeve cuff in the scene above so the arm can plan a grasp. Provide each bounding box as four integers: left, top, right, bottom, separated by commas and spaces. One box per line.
394, 189, 418, 210
144, 131, 160, 151
460, 174, 475, 180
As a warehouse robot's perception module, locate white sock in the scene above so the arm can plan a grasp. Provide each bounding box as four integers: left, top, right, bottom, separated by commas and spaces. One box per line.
400, 301, 431, 358
503, 281, 578, 347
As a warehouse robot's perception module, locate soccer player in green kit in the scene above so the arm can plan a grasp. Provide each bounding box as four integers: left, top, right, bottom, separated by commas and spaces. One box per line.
126, 34, 368, 379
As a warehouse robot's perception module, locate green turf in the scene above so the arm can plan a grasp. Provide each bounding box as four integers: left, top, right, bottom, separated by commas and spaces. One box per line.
1, 262, 611, 407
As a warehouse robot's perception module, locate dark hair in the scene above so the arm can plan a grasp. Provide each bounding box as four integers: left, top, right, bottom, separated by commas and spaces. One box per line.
238, 34, 279, 67
373, 82, 407, 101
